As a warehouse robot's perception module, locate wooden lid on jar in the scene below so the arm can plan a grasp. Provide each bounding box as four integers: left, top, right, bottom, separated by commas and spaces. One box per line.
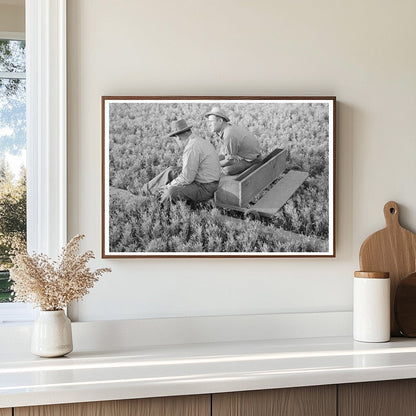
354, 271, 390, 279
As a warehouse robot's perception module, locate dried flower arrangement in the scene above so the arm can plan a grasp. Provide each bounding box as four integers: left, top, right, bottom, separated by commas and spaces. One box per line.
10, 234, 111, 311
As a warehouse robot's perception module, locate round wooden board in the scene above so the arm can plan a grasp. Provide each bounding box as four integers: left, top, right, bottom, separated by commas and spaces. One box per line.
395, 272, 416, 337
359, 201, 416, 335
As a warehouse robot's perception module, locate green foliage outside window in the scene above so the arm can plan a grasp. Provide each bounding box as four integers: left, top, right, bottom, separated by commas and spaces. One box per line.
0, 38, 27, 302
0, 162, 26, 302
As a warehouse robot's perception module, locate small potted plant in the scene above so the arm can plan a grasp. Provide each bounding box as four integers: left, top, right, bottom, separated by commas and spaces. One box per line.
10, 234, 111, 357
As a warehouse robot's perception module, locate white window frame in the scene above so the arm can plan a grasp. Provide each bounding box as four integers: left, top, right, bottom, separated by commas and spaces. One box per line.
26, 0, 67, 256
0, 0, 67, 323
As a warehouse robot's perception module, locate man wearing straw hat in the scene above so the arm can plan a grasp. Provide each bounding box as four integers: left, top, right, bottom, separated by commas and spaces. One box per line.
205, 106, 261, 175
142, 119, 221, 204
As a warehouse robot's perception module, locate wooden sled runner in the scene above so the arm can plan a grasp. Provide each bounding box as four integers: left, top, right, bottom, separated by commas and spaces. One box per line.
214, 148, 308, 219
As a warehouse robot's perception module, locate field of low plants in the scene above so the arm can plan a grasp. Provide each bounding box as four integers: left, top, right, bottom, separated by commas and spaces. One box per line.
107, 101, 332, 253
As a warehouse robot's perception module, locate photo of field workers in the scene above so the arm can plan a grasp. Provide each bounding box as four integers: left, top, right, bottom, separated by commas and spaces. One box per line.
103, 98, 335, 257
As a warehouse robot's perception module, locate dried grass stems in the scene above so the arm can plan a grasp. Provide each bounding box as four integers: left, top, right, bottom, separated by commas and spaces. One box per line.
10, 234, 111, 311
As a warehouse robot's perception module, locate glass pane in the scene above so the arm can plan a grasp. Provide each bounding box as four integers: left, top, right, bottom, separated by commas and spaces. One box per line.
0, 77, 27, 302
0, 39, 26, 73
0, 78, 26, 154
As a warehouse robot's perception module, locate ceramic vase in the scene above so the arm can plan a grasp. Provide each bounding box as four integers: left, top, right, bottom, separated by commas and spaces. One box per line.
31, 310, 73, 357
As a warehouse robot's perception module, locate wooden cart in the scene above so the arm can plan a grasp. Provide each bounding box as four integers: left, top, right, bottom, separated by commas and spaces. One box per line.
214, 148, 308, 220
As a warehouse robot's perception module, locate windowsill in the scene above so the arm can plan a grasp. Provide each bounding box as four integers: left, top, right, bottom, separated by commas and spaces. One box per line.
0, 303, 36, 324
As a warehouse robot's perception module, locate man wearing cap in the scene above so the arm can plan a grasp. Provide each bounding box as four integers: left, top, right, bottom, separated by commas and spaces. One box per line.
205, 107, 261, 175
142, 119, 221, 204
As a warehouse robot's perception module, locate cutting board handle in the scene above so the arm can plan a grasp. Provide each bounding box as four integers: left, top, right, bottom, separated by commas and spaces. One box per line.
384, 201, 400, 228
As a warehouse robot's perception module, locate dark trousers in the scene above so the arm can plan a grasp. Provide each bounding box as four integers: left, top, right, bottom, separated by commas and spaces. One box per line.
142, 167, 219, 203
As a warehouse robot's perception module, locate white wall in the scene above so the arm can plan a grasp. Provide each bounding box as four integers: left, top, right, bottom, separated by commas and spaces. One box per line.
67, 0, 416, 322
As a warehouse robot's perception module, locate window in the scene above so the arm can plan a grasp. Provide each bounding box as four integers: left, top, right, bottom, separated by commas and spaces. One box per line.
0, 0, 67, 324
0, 32, 34, 323
0, 34, 26, 305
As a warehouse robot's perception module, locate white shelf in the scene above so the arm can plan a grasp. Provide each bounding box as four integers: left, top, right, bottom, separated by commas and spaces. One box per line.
2, 335, 416, 408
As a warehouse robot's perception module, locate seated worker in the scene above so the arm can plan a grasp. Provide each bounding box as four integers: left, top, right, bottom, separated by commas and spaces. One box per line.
142, 119, 221, 204
205, 106, 261, 175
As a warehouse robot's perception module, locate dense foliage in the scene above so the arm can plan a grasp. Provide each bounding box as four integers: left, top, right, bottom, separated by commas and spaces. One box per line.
108, 102, 331, 253
0, 162, 26, 267
0, 162, 26, 302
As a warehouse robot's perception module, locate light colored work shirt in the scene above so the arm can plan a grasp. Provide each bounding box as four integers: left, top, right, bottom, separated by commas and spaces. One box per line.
170, 135, 221, 186
220, 124, 260, 162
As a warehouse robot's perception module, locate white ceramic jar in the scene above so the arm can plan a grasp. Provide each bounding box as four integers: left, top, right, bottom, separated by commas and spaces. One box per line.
353, 271, 390, 343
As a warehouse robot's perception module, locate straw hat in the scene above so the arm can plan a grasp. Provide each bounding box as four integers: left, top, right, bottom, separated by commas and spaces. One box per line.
204, 106, 230, 122
167, 119, 193, 137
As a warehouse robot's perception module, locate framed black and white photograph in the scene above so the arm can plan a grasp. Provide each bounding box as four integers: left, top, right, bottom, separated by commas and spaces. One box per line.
102, 96, 336, 258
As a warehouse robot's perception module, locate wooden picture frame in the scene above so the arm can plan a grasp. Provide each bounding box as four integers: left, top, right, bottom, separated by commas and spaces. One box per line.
102, 96, 336, 258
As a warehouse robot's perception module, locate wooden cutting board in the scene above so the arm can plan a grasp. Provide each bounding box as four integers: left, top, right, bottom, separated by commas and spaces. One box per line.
359, 201, 416, 336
